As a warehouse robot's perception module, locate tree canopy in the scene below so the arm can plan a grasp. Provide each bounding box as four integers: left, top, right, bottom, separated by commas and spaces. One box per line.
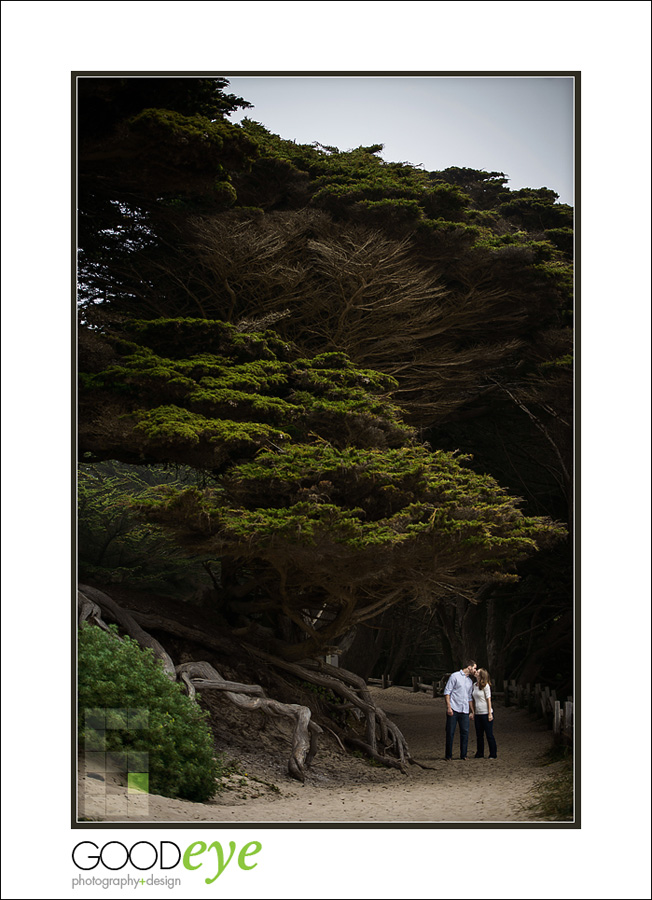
79, 313, 564, 662
77, 76, 573, 778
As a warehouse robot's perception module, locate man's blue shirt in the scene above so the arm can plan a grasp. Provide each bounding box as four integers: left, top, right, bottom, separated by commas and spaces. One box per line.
444, 670, 473, 713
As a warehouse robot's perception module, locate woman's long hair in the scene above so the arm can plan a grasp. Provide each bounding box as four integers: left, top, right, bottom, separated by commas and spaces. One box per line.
477, 668, 491, 690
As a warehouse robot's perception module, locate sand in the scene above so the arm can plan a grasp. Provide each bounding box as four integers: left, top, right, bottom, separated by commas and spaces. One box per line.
78, 688, 563, 824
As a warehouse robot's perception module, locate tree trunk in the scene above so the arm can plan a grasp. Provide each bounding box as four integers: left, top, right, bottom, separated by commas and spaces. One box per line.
339, 621, 386, 681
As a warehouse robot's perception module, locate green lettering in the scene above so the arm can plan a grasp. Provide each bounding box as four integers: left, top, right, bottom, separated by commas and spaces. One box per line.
204, 841, 237, 884
238, 841, 262, 871
182, 841, 206, 871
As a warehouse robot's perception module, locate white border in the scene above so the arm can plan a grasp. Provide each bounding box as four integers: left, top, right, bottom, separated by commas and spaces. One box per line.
2, 2, 651, 899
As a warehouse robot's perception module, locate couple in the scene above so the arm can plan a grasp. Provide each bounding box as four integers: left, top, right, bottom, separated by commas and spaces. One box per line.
444, 660, 497, 760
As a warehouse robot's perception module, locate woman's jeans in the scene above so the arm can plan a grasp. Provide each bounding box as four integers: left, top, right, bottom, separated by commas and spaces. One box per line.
445, 710, 470, 759
474, 714, 497, 758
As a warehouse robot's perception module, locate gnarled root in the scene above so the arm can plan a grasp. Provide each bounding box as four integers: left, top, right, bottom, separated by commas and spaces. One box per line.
77, 586, 319, 781
247, 650, 415, 772
77, 590, 112, 633
176, 661, 321, 783
78, 585, 176, 679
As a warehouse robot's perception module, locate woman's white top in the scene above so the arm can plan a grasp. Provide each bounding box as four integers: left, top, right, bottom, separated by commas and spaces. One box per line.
473, 684, 492, 715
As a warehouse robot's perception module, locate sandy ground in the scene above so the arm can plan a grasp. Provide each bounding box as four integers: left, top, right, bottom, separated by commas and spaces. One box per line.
78, 688, 562, 824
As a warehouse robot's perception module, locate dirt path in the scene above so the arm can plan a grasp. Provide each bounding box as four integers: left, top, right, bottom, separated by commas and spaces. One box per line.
79, 687, 559, 824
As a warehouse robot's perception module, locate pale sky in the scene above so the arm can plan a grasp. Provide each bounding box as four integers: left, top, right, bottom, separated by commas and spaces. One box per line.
226, 75, 574, 205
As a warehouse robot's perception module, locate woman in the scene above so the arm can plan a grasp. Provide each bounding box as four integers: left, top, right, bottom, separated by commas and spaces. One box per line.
473, 668, 498, 759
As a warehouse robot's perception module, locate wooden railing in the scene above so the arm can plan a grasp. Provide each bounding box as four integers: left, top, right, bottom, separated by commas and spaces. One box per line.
502, 679, 573, 745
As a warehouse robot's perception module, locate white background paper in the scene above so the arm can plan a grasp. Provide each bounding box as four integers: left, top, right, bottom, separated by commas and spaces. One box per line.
1, 2, 650, 898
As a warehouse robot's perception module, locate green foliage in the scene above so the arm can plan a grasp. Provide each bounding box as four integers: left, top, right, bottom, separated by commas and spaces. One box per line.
80, 311, 565, 659
79, 80, 258, 200
78, 77, 252, 142
78, 624, 223, 802
352, 198, 425, 229
128, 108, 256, 173
77, 77, 573, 678
421, 183, 471, 220
139, 442, 565, 603
300, 681, 348, 728
498, 188, 573, 231
523, 747, 573, 821
350, 749, 384, 767
431, 167, 509, 210
78, 461, 210, 594
78, 79, 261, 315
79, 318, 411, 468
540, 354, 573, 370
300, 680, 343, 705
239, 121, 441, 226
544, 227, 574, 257
133, 405, 291, 450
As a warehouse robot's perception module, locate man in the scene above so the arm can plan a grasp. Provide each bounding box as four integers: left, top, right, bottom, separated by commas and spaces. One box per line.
443, 660, 477, 760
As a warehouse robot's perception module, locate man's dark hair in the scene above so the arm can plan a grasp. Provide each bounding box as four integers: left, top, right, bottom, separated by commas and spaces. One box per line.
464, 659, 477, 669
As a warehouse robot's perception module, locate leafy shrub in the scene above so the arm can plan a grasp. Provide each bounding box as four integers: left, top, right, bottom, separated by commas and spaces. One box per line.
78, 624, 222, 802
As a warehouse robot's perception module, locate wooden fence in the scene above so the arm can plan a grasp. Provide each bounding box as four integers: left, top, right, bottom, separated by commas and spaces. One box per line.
502, 679, 574, 746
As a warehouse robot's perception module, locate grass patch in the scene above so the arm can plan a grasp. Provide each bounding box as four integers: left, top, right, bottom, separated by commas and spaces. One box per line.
219, 759, 281, 797
351, 749, 384, 768
523, 745, 574, 821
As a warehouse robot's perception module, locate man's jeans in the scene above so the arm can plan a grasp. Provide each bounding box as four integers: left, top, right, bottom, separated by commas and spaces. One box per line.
445, 709, 470, 759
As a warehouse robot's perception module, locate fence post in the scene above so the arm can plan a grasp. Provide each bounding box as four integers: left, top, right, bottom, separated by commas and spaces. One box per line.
381, 673, 389, 690
527, 683, 536, 714
553, 700, 562, 735
412, 676, 419, 693
517, 684, 525, 708
504, 683, 511, 707
541, 686, 550, 721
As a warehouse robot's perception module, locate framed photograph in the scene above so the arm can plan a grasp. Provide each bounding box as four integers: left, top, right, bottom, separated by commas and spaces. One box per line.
74, 71, 577, 829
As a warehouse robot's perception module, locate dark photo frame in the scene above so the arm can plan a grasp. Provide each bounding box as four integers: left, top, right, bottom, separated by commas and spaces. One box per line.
73, 70, 579, 830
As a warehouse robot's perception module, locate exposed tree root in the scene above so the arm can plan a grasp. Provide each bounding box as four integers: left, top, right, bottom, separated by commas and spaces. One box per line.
77, 585, 319, 781
176, 661, 322, 783
129, 610, 237, 656
77, 585, 416, 777
78, 586, 176, 679
78, 590, 113, 633
344, 737, 407, 772
246, 649, 415, 771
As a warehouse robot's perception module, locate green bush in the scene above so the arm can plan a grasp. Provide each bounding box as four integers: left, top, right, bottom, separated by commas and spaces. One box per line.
78, 461, 210, 598
78, 624, 222, 802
